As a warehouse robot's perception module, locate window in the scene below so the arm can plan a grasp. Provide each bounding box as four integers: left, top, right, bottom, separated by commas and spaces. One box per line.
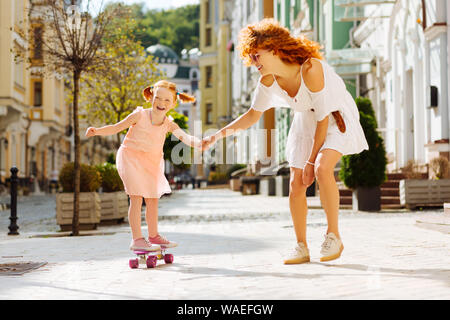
206, 0, 211, 24
192, 71, 198, 79
206, 103, 213, 124
14, 49, 24, 88
205, 27, 212, 47
33, 81, 43, 107
183, 111, 189, 117
205, 66, 213, 88
33, 27, 43, 60
55, 79, 61, 110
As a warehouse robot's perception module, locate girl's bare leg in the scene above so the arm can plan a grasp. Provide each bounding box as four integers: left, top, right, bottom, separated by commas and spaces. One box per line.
129, 195, 144, 240
144, 198, 159, 238
289, 167, 309, 247
314, 149, 343, 239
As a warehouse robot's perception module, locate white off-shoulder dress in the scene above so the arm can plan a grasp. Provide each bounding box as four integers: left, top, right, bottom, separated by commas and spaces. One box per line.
250, 57, 369, 169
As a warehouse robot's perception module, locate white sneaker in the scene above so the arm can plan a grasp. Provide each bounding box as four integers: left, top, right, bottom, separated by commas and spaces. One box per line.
284, 242, 310, 264
320, 233, 344, 262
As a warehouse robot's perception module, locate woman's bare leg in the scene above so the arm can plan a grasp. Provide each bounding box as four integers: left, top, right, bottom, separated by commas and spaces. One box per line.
144, 198, 159, 238
314, 149, 343, 239
289, 167, 309, 247
128, 195, 144, 240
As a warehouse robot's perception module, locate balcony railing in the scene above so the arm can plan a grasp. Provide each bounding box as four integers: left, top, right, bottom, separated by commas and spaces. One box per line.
334, 0, 396, 22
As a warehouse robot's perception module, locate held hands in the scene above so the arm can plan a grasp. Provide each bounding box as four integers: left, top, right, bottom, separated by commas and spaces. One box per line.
201, 135, 217, 151
85, 127, 97, 137
302, 161, 315, 187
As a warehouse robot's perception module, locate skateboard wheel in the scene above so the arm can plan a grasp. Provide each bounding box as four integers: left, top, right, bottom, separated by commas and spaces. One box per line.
164, 254, 174, 264
129, 258, 139, 269
146, 256, 157, 268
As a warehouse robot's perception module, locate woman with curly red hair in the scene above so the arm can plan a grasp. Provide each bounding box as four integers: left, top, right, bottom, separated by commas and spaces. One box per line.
203, 19, 368, 264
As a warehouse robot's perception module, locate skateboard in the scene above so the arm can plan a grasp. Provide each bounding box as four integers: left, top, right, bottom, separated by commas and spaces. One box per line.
129, 247, 174, 269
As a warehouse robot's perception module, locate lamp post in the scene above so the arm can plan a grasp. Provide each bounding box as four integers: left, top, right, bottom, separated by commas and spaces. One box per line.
8, 166, 19, 235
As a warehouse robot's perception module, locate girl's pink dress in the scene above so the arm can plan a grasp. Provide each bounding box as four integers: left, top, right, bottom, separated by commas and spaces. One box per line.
116, 106, 174, 198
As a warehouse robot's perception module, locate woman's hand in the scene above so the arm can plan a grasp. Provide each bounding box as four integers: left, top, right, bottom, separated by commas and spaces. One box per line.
85, 127, 97, 137
302, 162, 315, 187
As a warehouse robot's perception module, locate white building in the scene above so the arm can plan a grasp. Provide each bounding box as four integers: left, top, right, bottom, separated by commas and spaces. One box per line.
350, 0, 449, 170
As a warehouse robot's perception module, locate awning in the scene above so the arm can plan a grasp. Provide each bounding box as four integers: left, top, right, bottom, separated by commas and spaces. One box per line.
326, 48, 376, 76
334, 0, 396, 22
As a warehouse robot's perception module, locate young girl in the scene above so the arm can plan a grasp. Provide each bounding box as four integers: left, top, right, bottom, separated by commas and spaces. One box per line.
85, 80, 202, 252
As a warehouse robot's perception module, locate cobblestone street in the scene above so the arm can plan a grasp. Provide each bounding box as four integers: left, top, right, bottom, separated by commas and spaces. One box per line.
0, 188, 449, 300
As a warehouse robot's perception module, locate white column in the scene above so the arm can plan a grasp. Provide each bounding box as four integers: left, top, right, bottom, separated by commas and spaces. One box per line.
393, 42, 402, 169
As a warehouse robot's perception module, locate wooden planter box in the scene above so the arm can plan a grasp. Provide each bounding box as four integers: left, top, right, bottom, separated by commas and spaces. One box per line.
240, 176, 260, 195
229, 177, 241, 192
260, 177, 276, 196
400, 179, 450, 209
99, 191, 128, 225
56, 192, 101, 231
275, 175, 290, 197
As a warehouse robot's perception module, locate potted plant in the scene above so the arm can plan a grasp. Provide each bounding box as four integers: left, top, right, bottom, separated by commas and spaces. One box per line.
96, 162, 128, 225
339, 98, 387, 211
56, 162, 102, 231
400, 156, 450, 209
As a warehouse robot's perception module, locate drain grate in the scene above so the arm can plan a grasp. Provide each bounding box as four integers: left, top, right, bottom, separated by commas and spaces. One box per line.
0, 262, 47, 276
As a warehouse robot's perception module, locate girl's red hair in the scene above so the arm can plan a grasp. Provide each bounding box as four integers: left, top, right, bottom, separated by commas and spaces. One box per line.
237, 18, 323, 66
142, 80, 196, 104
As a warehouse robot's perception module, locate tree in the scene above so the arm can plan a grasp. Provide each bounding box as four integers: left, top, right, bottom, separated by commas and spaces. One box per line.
77, 12, 192, 170
14, 0, 124, 236
76, 14, 160, 146
108, 4, 200, 56
339, 98, 387, 189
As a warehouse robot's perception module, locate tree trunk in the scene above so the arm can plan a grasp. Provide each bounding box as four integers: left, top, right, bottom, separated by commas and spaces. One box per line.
72, 70, 81, 236
116, 133, 121, 148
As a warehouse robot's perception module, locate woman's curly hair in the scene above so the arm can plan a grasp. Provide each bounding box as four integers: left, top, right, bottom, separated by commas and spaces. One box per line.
237, 18, 323, 66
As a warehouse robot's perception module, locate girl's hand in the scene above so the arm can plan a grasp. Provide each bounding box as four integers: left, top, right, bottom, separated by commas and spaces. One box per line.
202, 135, 217, 151
85, 127, 97, 137
302, 162, 315, 187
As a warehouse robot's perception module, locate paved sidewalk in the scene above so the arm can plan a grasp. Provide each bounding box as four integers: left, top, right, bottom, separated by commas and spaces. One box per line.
0, 189, 449, 299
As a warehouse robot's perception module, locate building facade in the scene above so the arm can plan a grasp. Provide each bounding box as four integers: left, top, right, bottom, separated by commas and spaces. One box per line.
347, 0, 449, 170
0, 0, 73, 193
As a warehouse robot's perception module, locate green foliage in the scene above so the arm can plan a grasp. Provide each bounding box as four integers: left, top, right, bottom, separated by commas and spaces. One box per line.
121, 4, 200, 56
95, 162, 124, 192
209, 172, 228, 183
75, 11, 161, 142
106, 153, 116, 165
354, 97, 376, 122
339, 98, 387, 189
59, 163, 102, 193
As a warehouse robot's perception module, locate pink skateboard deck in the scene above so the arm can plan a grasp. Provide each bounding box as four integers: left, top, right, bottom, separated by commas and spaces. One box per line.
129, 248, 174, 269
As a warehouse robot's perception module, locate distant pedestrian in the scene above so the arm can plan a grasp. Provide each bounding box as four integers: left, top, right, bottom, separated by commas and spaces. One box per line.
86, 80, 202, 252
202, 19, 369, 264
